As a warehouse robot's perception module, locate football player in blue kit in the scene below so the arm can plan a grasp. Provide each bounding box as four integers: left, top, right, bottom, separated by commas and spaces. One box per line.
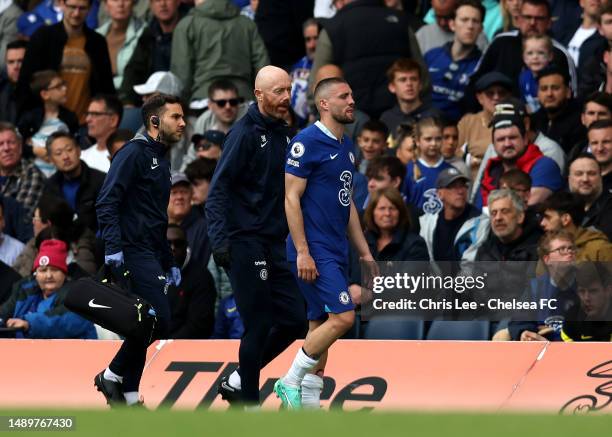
274, 77, 375, 409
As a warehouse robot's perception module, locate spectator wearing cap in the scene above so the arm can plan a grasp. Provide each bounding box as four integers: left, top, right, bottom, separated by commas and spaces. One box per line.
471, 99, 565, 204
539, 191, 612, 262
457, 71, 512, 178
168, 173, 211, 269
190, 130, 224, 162
42, 131, 106, 232
81, 94, 123, 173
0, 239, 97, 339
132, 71, 184, 101
118, 0, 187, 107
0, 122, 45, 222
568, 153, 612, 241
170, 0, 269, 104
185, 157, 217, 206
531, 65, 585, 155
423, 0, 485, 122
477, 103, 563, 209
419, 166, 488, 272
468, 0, 577, 98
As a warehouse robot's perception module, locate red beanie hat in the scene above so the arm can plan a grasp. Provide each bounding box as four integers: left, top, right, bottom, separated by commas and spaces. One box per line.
33, 239, 68, 274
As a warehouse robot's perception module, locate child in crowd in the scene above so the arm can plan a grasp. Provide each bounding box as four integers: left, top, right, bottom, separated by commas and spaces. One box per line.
356, 120, 388, 174
18, 70, 78, 177
403, 117, 454, 215
519, 34, 554, 113
441, 119, 469, 176
395, 125, 417, 166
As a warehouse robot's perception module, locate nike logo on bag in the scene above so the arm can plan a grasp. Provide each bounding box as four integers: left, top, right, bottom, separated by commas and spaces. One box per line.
88, 299, 112, 309
151, 164, 159, 169
330, 153, 338, 159
261, 141, 268, 148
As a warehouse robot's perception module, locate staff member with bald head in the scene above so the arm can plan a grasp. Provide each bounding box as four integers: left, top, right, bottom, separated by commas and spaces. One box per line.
206, 66, 307, 406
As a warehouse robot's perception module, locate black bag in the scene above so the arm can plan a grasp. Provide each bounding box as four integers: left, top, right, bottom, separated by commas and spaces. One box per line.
64, 266, 157, 341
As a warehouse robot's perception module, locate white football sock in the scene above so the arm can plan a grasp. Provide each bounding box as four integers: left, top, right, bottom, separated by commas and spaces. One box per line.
228, 370, 241, 390
104, 367, 123, 384
123, 391, 140, 405
301, 373, 323, 409
282, 348, 318, 388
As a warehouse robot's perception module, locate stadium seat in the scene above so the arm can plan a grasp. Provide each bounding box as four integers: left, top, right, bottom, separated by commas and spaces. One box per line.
425, 321, 490, 340
364, 318, 425, 340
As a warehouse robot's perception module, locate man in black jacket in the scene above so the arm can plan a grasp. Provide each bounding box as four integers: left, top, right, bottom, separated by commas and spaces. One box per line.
94, 94, 185, 407
476, 188, 542, 262
206, 66, 307, 405
311, 0, 424, 118
470, 0, 576, 97
42, 132, 105, 232
166, 224, 216, 339
531, 65, 585, 155
16, 0, 115, 122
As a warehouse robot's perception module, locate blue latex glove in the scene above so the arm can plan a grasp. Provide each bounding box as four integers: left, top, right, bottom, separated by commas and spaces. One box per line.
166, 266, 181, 287
105, 251, 124, 267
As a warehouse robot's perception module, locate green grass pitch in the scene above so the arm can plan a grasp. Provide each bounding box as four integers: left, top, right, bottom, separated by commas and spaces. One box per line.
1, 409, 610, 437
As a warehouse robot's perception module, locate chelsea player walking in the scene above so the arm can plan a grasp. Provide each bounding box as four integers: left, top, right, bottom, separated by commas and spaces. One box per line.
275, 77, 375, 409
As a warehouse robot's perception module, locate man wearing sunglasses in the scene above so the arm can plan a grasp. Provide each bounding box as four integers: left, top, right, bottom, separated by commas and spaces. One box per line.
182, 80, 248, 170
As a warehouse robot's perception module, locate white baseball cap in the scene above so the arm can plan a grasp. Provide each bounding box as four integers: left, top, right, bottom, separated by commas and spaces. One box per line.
133, 71, 183, 97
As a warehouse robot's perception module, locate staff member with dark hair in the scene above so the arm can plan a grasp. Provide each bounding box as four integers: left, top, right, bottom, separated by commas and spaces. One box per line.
206, 66, 307, 406
94, 93, 186, 407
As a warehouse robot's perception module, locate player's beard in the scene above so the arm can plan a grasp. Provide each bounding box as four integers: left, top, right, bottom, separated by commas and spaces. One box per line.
331, 106, 355, 125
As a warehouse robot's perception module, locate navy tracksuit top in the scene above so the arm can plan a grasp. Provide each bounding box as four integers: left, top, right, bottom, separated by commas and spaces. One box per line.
206, 103, 291, 252
96, 133, 174, 270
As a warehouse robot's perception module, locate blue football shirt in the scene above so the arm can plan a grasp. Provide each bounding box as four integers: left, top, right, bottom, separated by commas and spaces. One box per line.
285, 122, 355, 263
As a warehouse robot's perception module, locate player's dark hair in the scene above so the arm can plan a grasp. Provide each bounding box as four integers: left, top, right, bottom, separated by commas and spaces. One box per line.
313, 77, 348, 103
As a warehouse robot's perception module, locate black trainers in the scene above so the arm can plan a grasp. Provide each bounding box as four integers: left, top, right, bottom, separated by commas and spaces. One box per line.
218, 374, 242, 405
94, 370, 126, 407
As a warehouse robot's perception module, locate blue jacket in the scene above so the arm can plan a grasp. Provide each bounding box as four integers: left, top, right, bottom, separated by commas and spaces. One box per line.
0, 277, 96, 339
206, 103, 291, 251
212, 294, 244, 339
96, 133, 174, 269
424, 42, 481, 121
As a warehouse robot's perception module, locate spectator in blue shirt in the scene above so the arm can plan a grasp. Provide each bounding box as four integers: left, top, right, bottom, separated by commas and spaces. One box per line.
424, 0, 484, 121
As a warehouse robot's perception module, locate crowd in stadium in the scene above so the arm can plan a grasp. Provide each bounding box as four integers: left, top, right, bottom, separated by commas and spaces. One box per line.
0, 0, 610, 342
